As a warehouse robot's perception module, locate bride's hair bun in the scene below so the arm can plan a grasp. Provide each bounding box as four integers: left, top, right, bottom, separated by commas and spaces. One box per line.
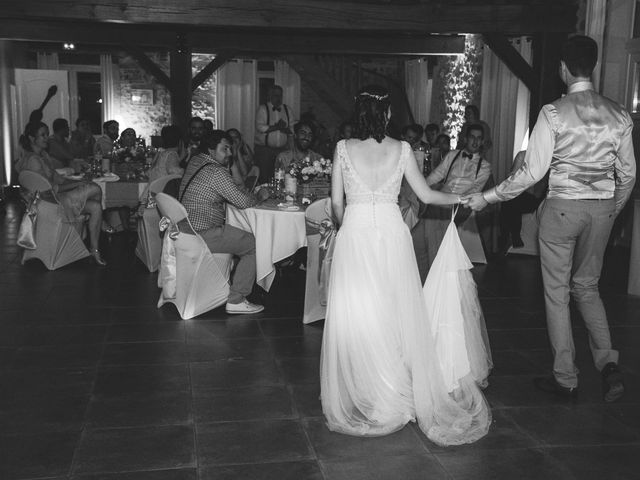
353, 85, 391, 144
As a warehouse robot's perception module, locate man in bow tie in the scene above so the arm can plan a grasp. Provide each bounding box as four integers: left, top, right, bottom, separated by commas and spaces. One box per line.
411, 124, 492, 281
254, 85, 295, 183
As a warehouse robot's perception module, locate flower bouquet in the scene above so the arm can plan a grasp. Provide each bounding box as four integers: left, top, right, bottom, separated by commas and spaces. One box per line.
287, 156, 332, 204
287, 156, 332, 184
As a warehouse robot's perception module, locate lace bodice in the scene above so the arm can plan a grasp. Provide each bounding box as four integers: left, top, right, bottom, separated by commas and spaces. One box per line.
337, 140, 410, 205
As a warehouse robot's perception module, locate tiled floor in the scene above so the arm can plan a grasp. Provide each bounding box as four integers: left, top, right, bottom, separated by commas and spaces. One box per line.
1, 197, 639, 480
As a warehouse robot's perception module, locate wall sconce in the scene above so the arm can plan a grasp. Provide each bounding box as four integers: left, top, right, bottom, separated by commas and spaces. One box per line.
63, 43, 75, 50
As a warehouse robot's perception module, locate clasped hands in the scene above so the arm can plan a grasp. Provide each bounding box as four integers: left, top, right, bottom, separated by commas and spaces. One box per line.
459, 192, 489, 211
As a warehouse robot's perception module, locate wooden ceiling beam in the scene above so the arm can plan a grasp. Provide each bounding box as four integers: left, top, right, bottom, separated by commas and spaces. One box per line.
124, 45, 173, 91
191, 51, 235, 92
0, 0, 577, 34
0, 19, 464, 56
483, 34, 536, 92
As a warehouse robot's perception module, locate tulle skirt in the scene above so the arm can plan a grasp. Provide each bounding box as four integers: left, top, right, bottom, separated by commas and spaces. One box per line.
320, 202, 491, 445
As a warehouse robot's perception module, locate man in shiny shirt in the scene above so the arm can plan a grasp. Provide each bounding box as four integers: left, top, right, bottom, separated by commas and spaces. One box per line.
467, 36, 636, 402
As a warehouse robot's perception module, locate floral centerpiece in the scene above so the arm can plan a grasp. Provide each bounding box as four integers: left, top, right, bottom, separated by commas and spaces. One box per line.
111, 136, 148, 163
287, 156, 332, 184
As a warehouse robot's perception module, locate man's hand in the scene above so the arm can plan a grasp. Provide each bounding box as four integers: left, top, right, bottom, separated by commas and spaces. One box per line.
257, 188, 270, 201
464, 192, 489, 211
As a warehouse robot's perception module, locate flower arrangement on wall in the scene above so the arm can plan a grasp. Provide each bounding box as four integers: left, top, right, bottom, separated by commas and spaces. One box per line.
438, 34, 484, 148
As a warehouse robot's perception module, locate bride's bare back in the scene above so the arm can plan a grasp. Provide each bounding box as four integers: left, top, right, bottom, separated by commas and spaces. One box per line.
344, 137, 402, 192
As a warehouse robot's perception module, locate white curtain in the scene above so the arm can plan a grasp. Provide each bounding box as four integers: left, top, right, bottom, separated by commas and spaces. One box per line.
100, 54, 118, 122
216, 59, 257, 144
36, 52, 59, 70
586, 0, 607, 92
405, 59, 430, 126
274, 60, 301, 120
480, 37, 532, 184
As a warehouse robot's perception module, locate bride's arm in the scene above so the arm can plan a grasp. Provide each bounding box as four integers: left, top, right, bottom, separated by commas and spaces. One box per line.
404, 151, 461, 205
330, 148, 345, 225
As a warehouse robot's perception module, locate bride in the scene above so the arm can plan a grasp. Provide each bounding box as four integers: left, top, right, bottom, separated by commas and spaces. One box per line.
320, 85, 491, 445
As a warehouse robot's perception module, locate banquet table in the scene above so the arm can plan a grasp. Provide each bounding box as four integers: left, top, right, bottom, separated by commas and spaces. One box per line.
93, 177, 148, 209
226, 199, 307, 291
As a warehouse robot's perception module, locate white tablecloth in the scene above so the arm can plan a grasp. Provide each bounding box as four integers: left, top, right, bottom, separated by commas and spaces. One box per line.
94, 180, 148, 209
226, 202, 307, 291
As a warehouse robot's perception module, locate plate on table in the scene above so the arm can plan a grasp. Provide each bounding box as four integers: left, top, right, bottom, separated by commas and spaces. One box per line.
277, 203, 301, 211
55, 167, 75, 177
93, 173, 120, 182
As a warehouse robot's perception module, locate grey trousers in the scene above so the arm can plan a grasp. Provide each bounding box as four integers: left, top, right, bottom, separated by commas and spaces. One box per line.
200, 224, 256, 304
538, 198, 618, 388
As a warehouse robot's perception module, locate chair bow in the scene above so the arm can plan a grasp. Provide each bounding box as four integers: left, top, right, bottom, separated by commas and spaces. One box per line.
158, 216, 179, 299
159, 216, 180, 240
306, 217, 337, 305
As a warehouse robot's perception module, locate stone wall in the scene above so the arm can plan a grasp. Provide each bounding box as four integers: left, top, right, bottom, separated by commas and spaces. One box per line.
115, 51, 171, 142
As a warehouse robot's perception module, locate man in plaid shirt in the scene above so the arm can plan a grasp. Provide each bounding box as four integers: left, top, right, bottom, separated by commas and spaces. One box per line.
179, 130, 270, 314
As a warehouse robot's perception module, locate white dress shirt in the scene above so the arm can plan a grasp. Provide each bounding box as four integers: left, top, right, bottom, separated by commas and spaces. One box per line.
426, 149, 491, 195
254, 102, 294, 148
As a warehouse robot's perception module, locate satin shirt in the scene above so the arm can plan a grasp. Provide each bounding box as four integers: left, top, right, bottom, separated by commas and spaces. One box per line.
485, 82, 636, 213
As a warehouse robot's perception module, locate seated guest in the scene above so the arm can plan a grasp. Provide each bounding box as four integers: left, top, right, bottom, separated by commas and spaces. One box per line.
430, 133, 451, 170
275, 120, 322, 172
148, 125, 185, 183
95, 120, 119, 156
119, 128, 137, 148
182, 116, 205, 168
227, 128, 258, 187
203, 119, 214, 136
47, 118, 74, 169
179, 130, 270, 314
412, 124, 491, 281
425, 123, 440, 148
457, 105, 493, 153
337, 121, 354, 141
70, 117, 96, 159
401, 123, 430, 172
16, 122, 106, 266
498, 150, 549, 252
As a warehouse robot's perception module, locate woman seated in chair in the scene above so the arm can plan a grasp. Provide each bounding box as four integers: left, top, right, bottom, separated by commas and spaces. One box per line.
226, 128, 259, 188
15, 121, 107, 266
148, 125, 185, 184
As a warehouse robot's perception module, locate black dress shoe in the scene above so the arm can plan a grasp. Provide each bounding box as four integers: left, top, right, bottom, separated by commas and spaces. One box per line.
533, 376, 578, 399
602, 362, 625, 403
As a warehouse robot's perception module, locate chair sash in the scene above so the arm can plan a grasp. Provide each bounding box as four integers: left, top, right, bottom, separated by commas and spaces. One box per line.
305, 217, 336, 305
17, 191, 40, 250
158, 216, 180, 299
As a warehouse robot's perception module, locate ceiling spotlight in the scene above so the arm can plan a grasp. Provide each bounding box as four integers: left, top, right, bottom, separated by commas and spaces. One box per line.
63, 43, 75, 50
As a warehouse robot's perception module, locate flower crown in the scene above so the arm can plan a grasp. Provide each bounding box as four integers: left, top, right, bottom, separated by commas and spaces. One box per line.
356, 92, 389, 101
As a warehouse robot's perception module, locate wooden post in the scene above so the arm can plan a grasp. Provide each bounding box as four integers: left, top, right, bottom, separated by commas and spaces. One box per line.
170, 33, 192, 134
530, 32, 567, 130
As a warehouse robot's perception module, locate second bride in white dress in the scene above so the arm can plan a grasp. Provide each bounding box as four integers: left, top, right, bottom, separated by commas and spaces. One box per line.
320, 85, 491, 446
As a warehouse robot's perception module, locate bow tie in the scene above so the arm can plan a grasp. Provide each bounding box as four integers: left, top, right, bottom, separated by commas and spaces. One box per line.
272, 106, 281, 112
462, 151, 473, 159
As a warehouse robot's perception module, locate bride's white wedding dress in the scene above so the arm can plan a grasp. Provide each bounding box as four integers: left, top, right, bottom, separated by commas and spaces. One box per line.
320, 140, 491, 445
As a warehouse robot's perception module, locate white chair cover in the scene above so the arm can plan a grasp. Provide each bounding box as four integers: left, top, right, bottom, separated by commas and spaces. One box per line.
457, 211, 487, 264
303, 198, 335, 324
507, 212, 540, 256
19, 171, 90, 270
155, 193, 232, 319
136, 174, 182, 272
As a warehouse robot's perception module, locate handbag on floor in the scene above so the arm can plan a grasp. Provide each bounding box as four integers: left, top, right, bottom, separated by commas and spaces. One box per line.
17, 192, 39, 250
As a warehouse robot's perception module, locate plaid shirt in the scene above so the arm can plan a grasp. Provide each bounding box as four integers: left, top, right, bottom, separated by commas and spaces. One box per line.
179, 153, 258, 232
